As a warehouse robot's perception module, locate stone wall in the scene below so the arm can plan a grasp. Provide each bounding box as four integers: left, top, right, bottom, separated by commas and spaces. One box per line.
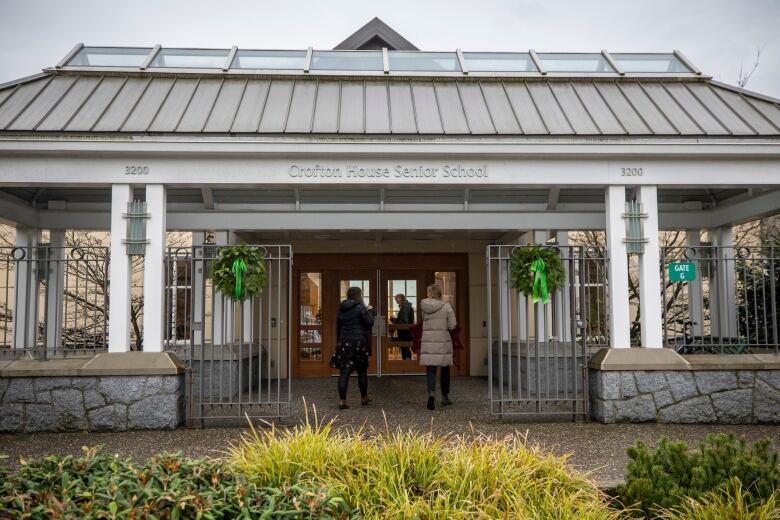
0, 374, 185, 432
588, 348, 780, 424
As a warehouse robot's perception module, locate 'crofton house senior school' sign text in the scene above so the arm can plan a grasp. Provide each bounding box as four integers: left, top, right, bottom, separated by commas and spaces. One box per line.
288, 163, 488, 180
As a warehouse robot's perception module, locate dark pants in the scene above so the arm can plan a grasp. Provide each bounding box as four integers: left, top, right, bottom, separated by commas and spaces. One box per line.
338, 366, 368, 400
425, 365, 450, 397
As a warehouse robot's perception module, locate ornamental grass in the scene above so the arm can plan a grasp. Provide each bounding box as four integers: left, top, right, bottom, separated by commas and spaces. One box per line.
228, 408, 621, 519
656, 479, 780, 520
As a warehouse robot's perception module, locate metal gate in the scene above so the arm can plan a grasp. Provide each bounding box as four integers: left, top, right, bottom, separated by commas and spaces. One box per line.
486, 245, 609, 418
164, 244, 292, 425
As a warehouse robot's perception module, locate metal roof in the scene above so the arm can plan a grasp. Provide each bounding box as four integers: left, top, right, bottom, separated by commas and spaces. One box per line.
0, 72, 778, 136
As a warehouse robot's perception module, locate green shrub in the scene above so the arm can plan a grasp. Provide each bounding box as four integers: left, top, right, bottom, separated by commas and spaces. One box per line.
229, 415, 623, 519
618, 433, 780, 517
0, 447, 353, 519
657, 478, 780, 520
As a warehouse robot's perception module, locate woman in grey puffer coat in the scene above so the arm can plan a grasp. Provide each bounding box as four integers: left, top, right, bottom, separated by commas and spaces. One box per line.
419, 284, 457, 410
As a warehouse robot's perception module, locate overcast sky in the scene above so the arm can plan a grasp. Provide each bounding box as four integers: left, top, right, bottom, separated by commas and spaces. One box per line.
1, 0, 778, 97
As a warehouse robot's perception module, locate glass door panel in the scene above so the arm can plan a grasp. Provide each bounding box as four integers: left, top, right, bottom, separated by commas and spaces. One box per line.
381, 271, 426, 374
336, 271, 378, 375
298, 272, 323, 362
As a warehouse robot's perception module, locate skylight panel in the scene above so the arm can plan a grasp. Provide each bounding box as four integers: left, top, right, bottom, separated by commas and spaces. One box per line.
67, 47, 151, 67
610, 53, 691, 73
149, 48, 229, 69
310, 50, 383, 71
231, 50, 307, 70
463, 52, 537, 72
537, 53, 614, 73
388, 52, 460, 72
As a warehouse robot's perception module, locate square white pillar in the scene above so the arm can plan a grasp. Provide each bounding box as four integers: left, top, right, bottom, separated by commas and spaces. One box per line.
44, 230, 66, 350
13, 227, 39, 349
532, 231, 550, 341
637, 186, 663, 348
213, 230, 230, 345
192, 232, 205, 345
686, 231, 704, 336
142, 185, 167, 352
109, 184, 133, 352
555, 231, 572, 342
605, 186, 631, 348
711, 226, 738, 338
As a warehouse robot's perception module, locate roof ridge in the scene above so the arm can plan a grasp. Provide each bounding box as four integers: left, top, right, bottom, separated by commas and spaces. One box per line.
707, 79, 780, 106
0, 72, 53, 91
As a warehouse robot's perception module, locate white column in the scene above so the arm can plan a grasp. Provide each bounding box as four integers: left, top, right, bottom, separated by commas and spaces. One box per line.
213, 230, 229, 345
714, 226, 738, 338
556, 231, 572, 342
533, 230, 549, 341
13, 227, 39, 349
142, 185, 167, 352
605, 186, 631, 348
44, 230, 66, 350
637, 186, 663, 348
192, 232, 205, 345
686, 231, 704, 336
109, 184, 132, 352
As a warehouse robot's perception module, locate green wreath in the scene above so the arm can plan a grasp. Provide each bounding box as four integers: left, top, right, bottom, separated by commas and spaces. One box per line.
510, 246, 565, 304
212, 246, 267, 301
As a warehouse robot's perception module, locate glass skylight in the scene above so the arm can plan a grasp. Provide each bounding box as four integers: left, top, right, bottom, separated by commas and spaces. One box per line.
310, 50, 383, 71
537, 53, 614, 73
232, 50, 306, 70
60, 46, 699, 75
463, 52, 537, 72
67, 47, 152, 67
611, 53, 690, 73
388, 51, 460, 72
149, 48, 229, 68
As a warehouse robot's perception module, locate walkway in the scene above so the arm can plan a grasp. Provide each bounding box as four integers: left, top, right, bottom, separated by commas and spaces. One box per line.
2, 377, 780, 484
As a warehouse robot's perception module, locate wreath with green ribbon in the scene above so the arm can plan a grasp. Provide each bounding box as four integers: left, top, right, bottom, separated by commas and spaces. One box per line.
212, 246, 267, 301
510, 246, 565, 304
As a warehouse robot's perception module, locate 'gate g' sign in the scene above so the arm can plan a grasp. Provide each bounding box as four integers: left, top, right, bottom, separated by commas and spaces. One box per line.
668, 262, 697, 282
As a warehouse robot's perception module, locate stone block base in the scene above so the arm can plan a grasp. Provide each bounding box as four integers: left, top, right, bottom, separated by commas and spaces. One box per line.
0, 374, 185, 432
0, 353, 186, 432
590, 366, 780, 424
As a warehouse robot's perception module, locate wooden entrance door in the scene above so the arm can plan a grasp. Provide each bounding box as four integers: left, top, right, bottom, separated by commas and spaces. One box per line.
292, 254, 468, 378
334, 270, 379, 376
380, 270, 426, 375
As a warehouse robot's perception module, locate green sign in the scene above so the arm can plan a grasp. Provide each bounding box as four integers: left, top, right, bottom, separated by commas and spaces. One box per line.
668, 261, 697, 282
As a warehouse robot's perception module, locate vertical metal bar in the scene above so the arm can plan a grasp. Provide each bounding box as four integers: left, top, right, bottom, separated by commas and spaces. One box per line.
504, 251, 512, 401
287, 249, 293, 415
770, 246, 778, 353
569, 252, 578, 414
534, 300, 541, 414
277, 252, 282, 415
580, 253, 589, 418
498, 249, 505, 411
486, 246, 493, 413
238, 300, 243, 415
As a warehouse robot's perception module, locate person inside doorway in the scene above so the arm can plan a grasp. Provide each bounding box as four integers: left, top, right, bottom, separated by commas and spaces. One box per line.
392, 293, 415, 360
333, 286, 374, 410
419, 284, 457, 410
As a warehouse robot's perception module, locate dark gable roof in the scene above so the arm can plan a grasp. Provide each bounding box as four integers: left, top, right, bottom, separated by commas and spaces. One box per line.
0, 73, 778, 136
334, 17, 419, 51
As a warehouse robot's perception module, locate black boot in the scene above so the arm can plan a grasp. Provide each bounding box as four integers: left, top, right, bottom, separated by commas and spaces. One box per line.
427, 395, 435, 410
441, 395, 452, 406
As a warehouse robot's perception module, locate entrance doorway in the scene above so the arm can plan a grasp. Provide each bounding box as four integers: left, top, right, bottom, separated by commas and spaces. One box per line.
293, 254, 468, 378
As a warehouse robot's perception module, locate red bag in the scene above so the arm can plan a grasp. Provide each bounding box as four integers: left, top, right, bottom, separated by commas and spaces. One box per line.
410, 323, 423, 354
449, 325, 464, 352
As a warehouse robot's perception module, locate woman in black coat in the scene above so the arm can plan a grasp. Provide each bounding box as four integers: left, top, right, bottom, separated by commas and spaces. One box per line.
333, 286, 374, 409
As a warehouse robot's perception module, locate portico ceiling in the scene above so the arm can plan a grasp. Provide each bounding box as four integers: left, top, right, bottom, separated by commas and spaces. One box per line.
0, 185, 755, 209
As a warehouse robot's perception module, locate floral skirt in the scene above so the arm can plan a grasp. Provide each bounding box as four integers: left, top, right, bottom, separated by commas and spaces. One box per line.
330, 339, 370, 371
